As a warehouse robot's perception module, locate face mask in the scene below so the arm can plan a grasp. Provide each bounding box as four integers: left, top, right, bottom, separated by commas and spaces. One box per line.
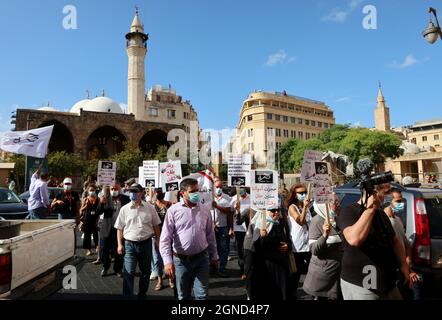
215, 188, 223, 196
130, 192, 140, 202
240, 190, 246, 197
393, 202, 405, 213
111, 191, 119, 198
89, 191, 96, 197
156, 193, 165, 201
188, 192, 200, 204
64, 185, 72, 191
297, 193, 306, 202
329, 211, 337, 220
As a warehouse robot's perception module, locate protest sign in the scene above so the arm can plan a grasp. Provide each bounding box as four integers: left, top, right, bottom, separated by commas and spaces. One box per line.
160, 160, 182, 192
139, 160, 159, 188
250, 170, 279, 210
300, 150, 323, 183
227, 154, 252, 187
97, 161, 117, 186
312, 161, 333, 204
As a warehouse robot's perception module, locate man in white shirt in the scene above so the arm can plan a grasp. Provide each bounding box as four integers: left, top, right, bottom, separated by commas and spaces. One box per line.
115, 183, 161, 299
231, 188, 250, 280
211, 180, 232, 277
28, 163, 50, 220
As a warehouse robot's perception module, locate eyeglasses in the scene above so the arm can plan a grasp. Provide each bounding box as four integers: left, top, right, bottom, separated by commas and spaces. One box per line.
269, 209, 279, 213
296, 192, 307, 195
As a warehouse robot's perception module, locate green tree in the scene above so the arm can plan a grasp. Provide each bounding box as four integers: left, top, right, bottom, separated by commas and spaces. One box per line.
48, 151, 83, 179
279, 139, 300, 173
5, 154, 25, 193
110, 143, 144, 182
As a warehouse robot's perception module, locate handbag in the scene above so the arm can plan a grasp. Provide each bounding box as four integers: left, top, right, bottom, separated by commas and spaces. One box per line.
288, 252, 297, 275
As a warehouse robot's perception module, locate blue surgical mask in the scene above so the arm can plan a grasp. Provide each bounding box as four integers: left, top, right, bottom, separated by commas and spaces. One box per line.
89, 191, 95, 197
393, 202, 405, 213
130, 192, 140, 202
329, 211, 337, 220
215, 188, 223, 196
240, 189, 246, 197
297, 193, 306, 202
188, 192, 200, 204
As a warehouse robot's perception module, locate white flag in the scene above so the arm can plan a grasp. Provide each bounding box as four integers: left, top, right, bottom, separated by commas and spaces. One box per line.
0, 125, 54, 158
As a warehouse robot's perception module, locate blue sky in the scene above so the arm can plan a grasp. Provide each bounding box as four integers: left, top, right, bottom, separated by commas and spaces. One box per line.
0, 0, 441, 134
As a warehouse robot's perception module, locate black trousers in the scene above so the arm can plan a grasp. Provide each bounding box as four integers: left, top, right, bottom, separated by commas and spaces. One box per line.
234, 231, 246, 274
291, 252, 311, 299
83, 217, 99, 250
102, 228, 123, 273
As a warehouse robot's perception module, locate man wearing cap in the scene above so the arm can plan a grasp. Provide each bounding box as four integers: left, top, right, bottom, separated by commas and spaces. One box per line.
114, 183, 162, 299
123, 178, 136, 197
160, 178, 218, 300
51, 177, 80, 220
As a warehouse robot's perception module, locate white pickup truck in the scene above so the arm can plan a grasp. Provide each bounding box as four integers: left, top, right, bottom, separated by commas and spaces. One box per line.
0, 220, 83, 299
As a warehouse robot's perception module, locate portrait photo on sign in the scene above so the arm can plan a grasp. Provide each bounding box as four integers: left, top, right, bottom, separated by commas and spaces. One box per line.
101, 161, 114, 170
166, 182, 179, 192
231, 176, 246, 186
145, 179, 156, 188
255, 171, 273, 184
314, 162, 329, 175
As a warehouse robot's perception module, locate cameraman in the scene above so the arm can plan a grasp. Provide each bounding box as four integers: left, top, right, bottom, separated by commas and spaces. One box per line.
338, 183, 412, 300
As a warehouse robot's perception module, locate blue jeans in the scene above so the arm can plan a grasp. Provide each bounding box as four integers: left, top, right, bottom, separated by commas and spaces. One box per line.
150, 236, 164, 278
29, 207, 48, 220
215, 227, 229, 272
174, 251, 210, 300
123, 239, 152, 298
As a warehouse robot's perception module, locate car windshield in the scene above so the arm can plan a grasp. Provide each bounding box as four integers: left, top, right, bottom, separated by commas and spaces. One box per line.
425, 197, 442, 238
0, 189, 21, 204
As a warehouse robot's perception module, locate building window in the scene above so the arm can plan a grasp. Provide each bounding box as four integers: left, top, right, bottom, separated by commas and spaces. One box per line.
288, 105, 294, 110
149, 108, 159, 117
183, 112, 187, 119
435, 135, 440, 141
306, 132, 311, 139
305, 119, 310, 126
247, 115, 253, 121
291, 130, 296, 138
267, 113, 273, 120
276, 142, 282, 150
298, 132, 304, 139
324, 123, 329, 129
248, 128, 254, 137
276, 128, 281, 137
275, 115, 281, 121
311, 121, 316, 127
290, 117, 295, 124
267, 127, 273, 136
248, 143, 254, 152
312, 133, 317, 138
298, 118, 302, 125
423, 136, 428, 142
267, 142, 274, 150
156, 95, 161, 102
283, 116, 288, 122
318, 122, 322, 128
330, 124, 334, 128
411, 138, 417, 144
98, 137, 107, 145
168, 109, 176, 119
283, 129, 289, 138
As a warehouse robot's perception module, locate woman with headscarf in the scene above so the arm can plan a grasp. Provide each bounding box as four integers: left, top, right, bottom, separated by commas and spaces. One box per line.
247, 207, 293, 300
80, 185, 100, 256
303, 195, 343, 300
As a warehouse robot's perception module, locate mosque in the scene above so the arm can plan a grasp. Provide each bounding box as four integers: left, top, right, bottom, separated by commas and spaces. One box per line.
14, 9, 199, 160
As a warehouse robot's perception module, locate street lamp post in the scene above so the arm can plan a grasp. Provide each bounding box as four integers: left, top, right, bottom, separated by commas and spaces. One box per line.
423, 7, 442, 44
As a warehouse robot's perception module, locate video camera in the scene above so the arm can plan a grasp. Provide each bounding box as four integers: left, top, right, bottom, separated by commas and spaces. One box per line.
356, 158, 394, 197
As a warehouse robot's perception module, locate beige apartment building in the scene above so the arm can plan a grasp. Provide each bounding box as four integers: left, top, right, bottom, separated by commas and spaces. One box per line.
407, 119, 442, 152
232, 90, 336, 168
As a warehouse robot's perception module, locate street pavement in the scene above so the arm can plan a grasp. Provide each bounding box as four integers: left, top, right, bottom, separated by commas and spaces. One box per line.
48, 231, 310, 300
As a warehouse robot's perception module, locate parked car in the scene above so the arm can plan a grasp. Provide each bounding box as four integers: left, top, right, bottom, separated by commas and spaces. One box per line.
0, 188, 29, 220
335, 183, 442, 298
19, 188, 64, 219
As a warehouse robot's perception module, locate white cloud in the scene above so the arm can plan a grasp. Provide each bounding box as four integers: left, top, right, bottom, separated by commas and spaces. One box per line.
387, 54, 423, 69
265, 50, 296, 67
352, 121, 362, 128
322, 0, 364, 23
336, 97, 351, 103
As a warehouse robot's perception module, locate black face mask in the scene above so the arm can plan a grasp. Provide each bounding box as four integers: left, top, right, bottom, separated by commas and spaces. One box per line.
156, 193, 165, 201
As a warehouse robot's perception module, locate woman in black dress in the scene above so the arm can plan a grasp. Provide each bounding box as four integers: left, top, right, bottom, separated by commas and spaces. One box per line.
80, 185, 100, 256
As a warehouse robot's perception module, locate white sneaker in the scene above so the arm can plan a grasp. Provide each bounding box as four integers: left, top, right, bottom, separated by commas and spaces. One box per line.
150, 273, 158, 281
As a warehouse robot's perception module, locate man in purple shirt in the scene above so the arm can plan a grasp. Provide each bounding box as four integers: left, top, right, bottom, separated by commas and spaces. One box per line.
160, 178, 218, 300
28, 163, 50, 220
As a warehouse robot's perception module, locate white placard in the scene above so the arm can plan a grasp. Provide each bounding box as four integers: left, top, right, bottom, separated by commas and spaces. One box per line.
97, 161, 117, 186
141, 160, 160, 188
250, 170, 279, 210
300, 150, 323, 183
312, 161, 334, 204
160, 160, 183, 192
138, 167, 143, 186
227, 154, 252, 187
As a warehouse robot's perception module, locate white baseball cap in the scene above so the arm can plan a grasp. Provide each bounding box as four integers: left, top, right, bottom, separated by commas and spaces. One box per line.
63, 178, 73, 184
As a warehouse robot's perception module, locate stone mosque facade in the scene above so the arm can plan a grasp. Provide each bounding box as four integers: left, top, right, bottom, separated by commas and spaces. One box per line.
15, 10, 199, 160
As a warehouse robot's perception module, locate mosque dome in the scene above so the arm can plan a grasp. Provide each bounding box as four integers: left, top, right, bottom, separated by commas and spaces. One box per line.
70, 99, 91, 114
70, 96, 123, 114
400, 142, 421, 155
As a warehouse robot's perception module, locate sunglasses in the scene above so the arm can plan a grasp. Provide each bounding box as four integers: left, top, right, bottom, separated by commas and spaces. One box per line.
296, 191, 307, 195
269, 209, 279, 213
